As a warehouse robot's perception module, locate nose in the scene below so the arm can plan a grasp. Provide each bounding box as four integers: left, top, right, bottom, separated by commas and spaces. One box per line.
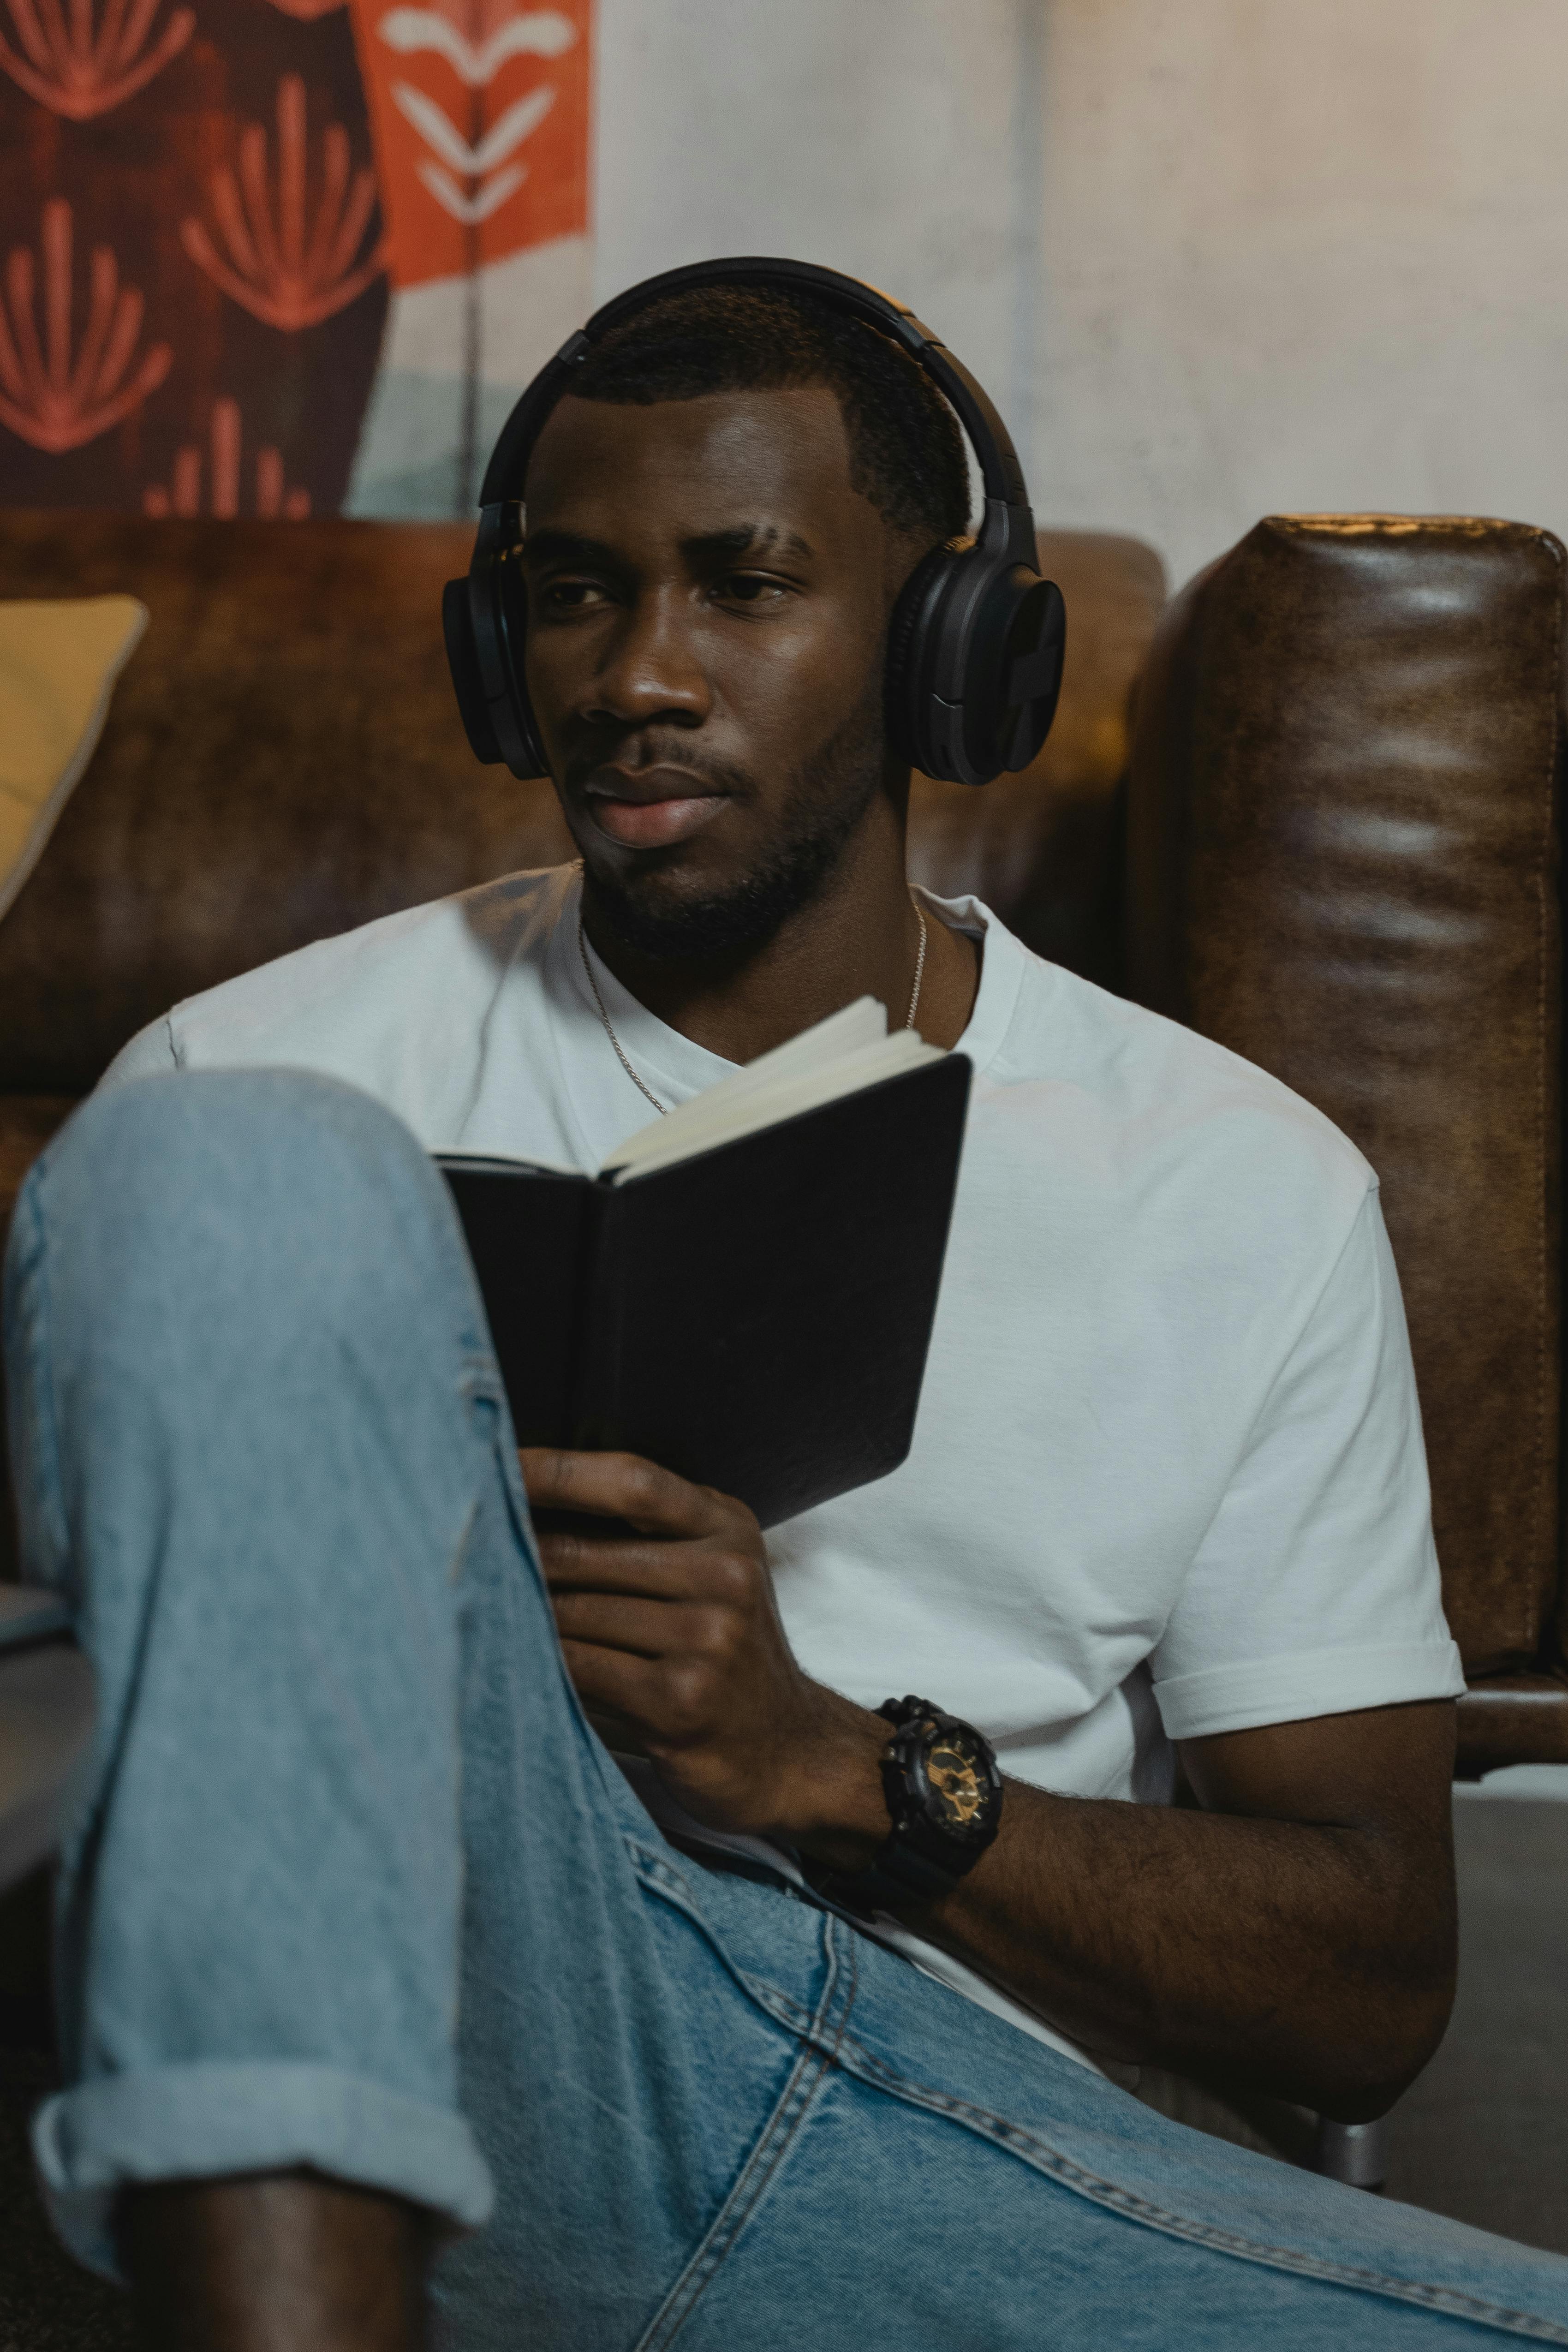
584, 583, 712, 730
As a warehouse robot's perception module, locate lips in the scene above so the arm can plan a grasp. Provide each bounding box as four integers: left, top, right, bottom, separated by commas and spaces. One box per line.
584, 766, 730, 850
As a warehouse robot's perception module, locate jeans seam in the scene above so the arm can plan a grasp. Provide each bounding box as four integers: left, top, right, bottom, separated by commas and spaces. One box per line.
620, 1839, 872, 2067
826, 2032, 1568, 2343
632, 1916, 860, 2352
620, 1839, 840, 2043
5, 1170, 72, 1577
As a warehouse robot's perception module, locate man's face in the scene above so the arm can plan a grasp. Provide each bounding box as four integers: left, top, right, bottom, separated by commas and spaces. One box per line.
520, 382, 908, 958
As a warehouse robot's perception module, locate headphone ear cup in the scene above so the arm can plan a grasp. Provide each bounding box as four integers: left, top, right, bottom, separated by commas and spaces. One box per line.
900, 555, 1067, 787
885, 540, 961, 775
443, 561, 551, 779
443, 576, 504, 764
492, 561, 551, 779
975, 571, 1066, 779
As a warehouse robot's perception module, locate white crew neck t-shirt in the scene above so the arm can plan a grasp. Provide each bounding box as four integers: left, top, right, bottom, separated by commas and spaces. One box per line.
104, 863, 1464, 2073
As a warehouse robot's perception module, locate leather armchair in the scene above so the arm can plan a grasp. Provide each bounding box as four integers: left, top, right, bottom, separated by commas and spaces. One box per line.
1127, 515, 1568, 1779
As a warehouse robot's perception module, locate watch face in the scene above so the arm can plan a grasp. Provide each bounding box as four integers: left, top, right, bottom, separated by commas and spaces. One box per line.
921, 1725, 992, 1840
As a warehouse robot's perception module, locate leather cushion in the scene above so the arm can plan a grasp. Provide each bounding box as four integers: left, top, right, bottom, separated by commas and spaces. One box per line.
0, 513, 575, 1093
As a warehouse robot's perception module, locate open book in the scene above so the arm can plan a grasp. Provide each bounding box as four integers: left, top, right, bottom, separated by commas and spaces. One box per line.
439, 997, 972, 1527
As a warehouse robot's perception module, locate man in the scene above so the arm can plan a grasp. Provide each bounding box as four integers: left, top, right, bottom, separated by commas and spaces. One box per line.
6, 277, 1568, 2349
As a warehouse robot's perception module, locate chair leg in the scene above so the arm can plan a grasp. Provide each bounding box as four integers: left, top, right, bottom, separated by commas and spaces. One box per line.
1315, 2115, 1387, 2190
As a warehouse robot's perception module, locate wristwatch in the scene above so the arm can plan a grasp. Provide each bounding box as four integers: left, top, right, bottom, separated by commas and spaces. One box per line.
839, 1695, 1003, 1911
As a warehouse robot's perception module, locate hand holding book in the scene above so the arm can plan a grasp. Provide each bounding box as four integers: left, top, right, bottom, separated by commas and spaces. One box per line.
523, 1443, 894, 1870
440, 995, 972, 1527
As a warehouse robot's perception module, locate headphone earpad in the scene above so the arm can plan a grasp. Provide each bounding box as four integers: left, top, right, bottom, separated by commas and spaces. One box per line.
491, 563, 551, 779
443, 577, 504, 764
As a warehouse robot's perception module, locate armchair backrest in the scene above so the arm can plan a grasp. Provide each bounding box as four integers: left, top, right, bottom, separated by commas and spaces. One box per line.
1126, 516, 1567, 1749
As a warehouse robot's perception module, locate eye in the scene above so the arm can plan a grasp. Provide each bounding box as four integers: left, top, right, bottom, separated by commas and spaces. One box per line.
538, 578, 610, 614
714, 571, 790, 606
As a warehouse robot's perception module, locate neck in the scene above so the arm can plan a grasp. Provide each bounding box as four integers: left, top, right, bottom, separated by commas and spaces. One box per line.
579, 798, 979, 1063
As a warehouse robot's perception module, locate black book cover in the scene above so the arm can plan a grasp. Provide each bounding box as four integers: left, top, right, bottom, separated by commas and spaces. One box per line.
438, 1052, 971, 1528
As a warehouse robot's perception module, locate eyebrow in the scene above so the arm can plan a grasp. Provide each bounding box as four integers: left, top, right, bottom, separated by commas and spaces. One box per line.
521, 522, 817, 567
520, 528, 616, 567
686, 524, 816, 564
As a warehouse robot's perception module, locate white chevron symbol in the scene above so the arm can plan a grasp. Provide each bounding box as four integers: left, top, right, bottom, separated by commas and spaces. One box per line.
416, 160, 525, 223
392, 81, 555, 174
377, 7, 575, 87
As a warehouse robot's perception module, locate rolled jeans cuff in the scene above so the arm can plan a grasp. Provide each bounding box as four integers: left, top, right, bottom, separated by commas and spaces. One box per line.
32, 2059, 496, 2280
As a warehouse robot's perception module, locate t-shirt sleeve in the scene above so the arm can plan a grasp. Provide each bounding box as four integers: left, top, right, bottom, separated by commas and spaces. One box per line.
98, 1017, 180, 1088
1149, 1185, 1465, 1742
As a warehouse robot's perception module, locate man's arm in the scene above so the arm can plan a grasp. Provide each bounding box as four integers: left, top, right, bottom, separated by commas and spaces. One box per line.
889, 1703, 1457, 2117
526, 1447, 1458, 2122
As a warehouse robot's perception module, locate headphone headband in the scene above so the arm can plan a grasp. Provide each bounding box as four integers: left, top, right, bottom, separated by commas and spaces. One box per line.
478, 254, 1031, 519
447, 254, 1065, 790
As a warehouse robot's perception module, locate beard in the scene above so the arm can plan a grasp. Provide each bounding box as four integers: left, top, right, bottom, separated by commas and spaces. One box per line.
578, 683, 888, 966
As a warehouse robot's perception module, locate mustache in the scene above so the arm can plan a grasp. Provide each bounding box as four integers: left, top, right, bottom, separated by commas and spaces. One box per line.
563, 736, 755, 800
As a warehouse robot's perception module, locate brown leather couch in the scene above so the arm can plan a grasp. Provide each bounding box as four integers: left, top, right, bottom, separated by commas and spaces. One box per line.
1, 506, 1565, 1779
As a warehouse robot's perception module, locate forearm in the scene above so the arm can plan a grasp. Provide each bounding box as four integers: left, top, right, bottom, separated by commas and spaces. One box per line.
894, 1781, 1451, 2113
788, 1700, 1456, 2119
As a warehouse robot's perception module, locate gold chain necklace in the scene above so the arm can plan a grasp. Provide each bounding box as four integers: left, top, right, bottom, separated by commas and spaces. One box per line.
576, 892, 930, 1121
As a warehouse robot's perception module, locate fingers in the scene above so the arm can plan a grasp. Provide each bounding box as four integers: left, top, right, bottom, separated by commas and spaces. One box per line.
538, 1530, 760, 1609
581, 1704, 650, 1758
521, 1448, 747, 1542
558, 1641, 670, 1731
550, 1591, 716, 1659
559, 1636, 757, 1755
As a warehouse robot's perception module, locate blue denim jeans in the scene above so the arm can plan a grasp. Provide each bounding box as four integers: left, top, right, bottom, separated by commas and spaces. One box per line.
6, 1069, 1568, 2349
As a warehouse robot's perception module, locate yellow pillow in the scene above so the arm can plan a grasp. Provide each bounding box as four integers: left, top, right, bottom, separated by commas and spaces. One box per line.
0, 595, 148, 925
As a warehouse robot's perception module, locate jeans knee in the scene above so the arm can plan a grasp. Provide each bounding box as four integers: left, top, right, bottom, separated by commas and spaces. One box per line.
23, 1070, 468, 1368
50, 1069, 422, 1216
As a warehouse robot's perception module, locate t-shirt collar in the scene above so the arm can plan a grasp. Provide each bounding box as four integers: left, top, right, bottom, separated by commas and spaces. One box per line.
551, 865, 1026, 1170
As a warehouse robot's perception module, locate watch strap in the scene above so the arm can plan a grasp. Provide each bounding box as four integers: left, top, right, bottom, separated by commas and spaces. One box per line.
834, 1695, 1002, 1916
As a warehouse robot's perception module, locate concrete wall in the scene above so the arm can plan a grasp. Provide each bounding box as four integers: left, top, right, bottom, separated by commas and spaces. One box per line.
592, 0, 1568, 590
1034, 0, 1568, 585
593, 0, 1037, 503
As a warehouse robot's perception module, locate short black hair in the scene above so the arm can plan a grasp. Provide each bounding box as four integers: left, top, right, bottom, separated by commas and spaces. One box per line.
562, 283, 972, 546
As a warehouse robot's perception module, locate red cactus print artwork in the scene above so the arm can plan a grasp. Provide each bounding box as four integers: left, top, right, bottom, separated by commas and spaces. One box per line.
0, 197, 171, 452
181, 72, 387, 330
143, 395, 310, 515
0, 0, 592, 513
0, 0, 194, 122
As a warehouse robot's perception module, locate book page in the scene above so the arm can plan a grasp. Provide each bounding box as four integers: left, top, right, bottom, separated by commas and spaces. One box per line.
597, 994, 888, 1177
602, 1027, 944, 1184
436, 999, 947, 1187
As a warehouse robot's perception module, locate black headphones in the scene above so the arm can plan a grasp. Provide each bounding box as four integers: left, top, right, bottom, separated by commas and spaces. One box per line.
442, 256, 1066, 790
